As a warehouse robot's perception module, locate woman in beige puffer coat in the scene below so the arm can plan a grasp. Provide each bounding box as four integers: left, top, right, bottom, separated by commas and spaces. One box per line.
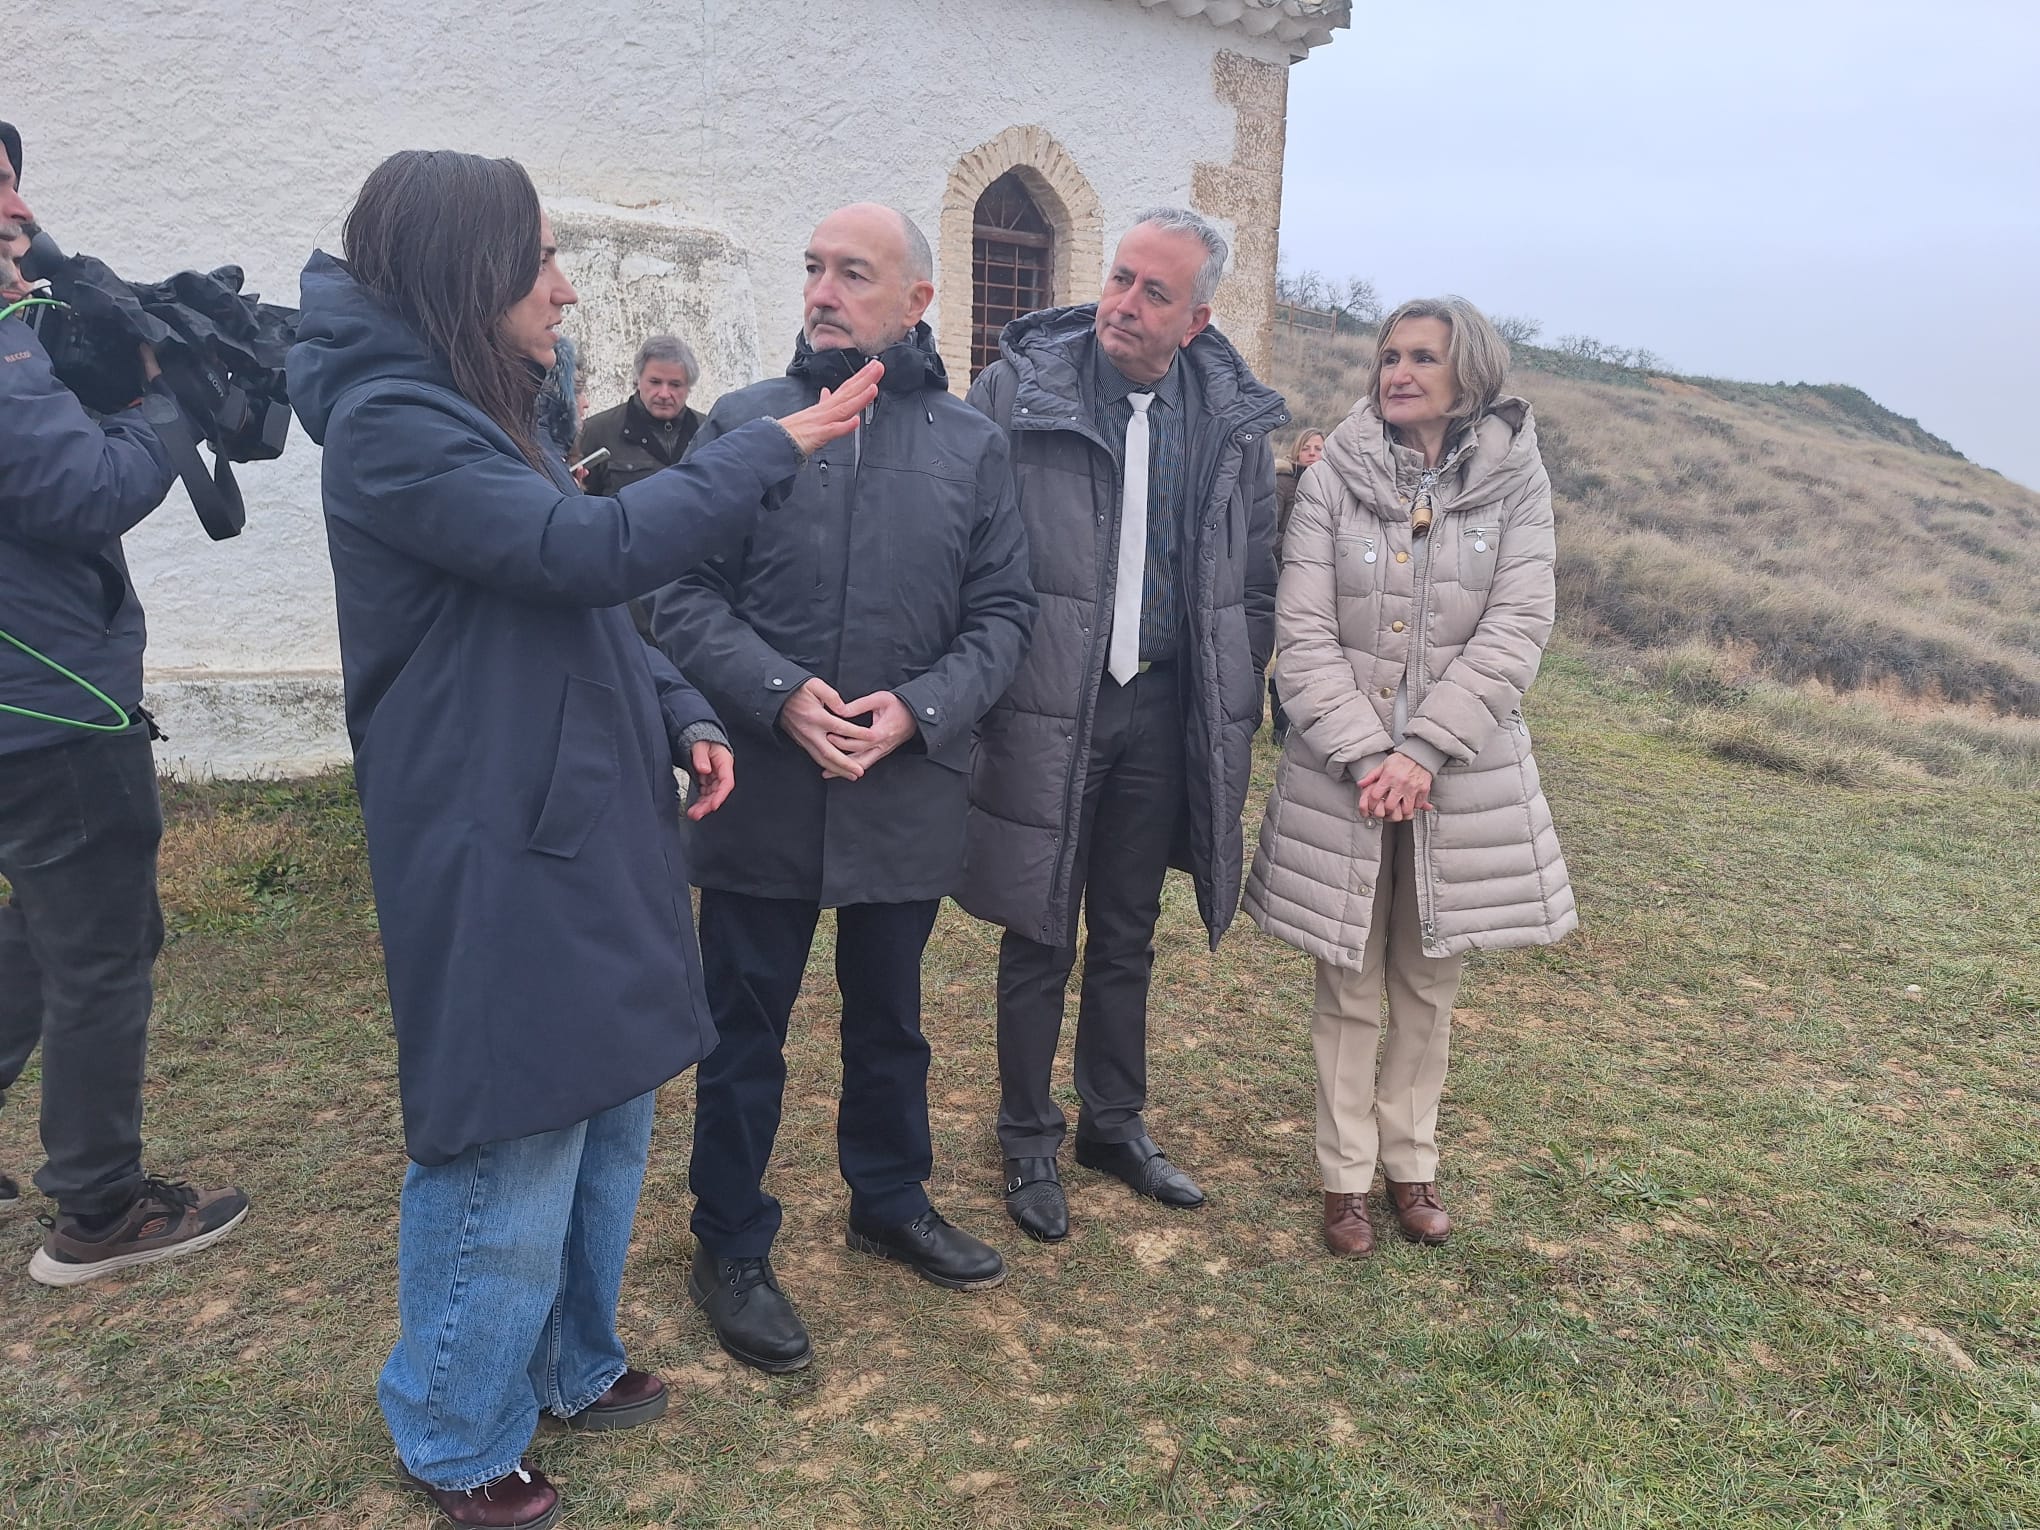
1244, 296, 1575, 1258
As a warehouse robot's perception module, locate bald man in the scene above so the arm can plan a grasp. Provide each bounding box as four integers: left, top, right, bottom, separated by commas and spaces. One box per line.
651, 204, 1035, 1370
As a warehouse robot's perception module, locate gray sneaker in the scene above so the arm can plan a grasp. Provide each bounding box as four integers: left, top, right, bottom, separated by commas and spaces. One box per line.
29, 1176, 250, 1287
0, 1172, 21, 1216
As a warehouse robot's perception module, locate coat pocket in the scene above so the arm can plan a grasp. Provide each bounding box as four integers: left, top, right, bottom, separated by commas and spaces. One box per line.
0, 745, 91, 870
1334, 534, 1379, 595
528, 674, 621, 859
1457, 525, 1501, 591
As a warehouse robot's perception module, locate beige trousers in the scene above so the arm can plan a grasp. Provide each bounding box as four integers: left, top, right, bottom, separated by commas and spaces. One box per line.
1311, 820, 1464, 1193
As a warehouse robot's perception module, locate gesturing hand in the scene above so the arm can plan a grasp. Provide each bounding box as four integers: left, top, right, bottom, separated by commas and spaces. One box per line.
827, 690, 919, 770
779, 679, 868, 781
1356, 753, 1434, 822
685, 741, 735, 820
777, 360, 883, 455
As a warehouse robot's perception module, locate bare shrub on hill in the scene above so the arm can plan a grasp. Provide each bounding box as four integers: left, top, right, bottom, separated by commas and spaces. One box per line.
1628, 644, 2040, 790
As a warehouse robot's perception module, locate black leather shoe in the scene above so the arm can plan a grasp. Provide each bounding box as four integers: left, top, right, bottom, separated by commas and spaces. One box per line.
687, 1246, 812, 1373
1075, 1133, 1206, 1209
847, 1209, 1007, 1290
1003, 1157, 1068, 1243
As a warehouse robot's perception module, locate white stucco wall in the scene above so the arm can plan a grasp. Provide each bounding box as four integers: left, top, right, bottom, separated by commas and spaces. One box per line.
23, 0, 1299, 776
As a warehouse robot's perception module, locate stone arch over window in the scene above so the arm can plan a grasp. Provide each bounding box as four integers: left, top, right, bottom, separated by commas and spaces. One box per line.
939, 127, 1103, 384
970, 172, 1054, 378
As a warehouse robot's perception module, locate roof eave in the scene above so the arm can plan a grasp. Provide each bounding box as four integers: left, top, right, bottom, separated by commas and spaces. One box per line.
1131, 0, 1351, 58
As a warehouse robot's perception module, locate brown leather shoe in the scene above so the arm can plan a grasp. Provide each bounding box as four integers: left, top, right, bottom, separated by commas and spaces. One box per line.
1384, 1179, 1452, 1244
1322, 1192, 1375, 1257
401, 1461, 560, 1529
566, 1368, 667, 1431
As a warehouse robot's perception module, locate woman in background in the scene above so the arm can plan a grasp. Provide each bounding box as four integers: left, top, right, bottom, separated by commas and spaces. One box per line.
1275, 426, 1325, 544
1245, 298, 1574, 1259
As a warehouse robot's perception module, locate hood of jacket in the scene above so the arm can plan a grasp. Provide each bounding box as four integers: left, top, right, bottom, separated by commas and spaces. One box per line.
996, 303, 1288, 438
785, 318, 949, 396
1322, 394, 1542, 522
287, 250, 460, 445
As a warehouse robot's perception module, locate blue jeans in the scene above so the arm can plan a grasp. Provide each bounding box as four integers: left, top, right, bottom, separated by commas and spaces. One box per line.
379, 1090, 656, 1491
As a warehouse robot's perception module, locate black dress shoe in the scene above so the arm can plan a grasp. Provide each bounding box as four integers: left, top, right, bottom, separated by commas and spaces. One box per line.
1003, 1156, 1068, 1243
687, 1246, 812, 1373
847, 1208, 1007, 1290
1075, 1133, 1206, 1209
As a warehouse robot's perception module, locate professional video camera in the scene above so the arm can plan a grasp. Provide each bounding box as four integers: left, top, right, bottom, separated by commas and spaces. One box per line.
17, 227, 298, 541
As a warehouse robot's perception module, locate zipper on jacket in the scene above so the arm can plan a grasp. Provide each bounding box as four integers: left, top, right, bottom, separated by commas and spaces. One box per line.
814, 456, 830, 588
1409, 499, 1443, 949
826, 408, 870, 681
1414, 810, 1440, 951
1464, 525, 1499, 553
1041, 418, 1118, 936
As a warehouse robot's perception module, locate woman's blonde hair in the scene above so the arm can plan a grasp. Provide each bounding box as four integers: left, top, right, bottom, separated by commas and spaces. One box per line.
1366, 296, 1510, 425
1290, 427, 1326, 456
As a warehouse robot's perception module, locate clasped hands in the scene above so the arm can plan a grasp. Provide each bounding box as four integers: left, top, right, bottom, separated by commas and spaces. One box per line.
1355, 752, 1434, 822
780, 678, 917, 781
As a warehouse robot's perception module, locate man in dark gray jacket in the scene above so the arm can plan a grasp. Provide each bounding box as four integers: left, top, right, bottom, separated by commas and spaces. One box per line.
0, 121, 249, 1282
575, 334, 704, 496
578, 334, 708, 639
962, 208, 1287, 1244
653, 204, 1035, 1373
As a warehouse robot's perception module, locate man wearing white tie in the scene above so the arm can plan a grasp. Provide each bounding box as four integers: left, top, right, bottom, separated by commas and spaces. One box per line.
961, 208, 1288, 1243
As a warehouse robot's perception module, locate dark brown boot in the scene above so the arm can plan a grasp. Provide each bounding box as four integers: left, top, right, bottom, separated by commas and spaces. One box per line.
401, 1461, 560, 1529
1384, 1179, 1451, 1245
1323, 1192, 1376, 1257
565, 1368, 667, 1431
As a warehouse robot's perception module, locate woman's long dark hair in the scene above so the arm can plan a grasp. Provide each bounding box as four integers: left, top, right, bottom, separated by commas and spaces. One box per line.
342, 150, 551, 473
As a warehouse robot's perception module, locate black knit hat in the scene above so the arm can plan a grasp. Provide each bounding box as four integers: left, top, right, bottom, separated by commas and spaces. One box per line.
0, 120, 19, 182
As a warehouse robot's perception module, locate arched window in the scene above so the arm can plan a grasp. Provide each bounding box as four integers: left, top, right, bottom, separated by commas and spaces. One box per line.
971, 172, 1055, 378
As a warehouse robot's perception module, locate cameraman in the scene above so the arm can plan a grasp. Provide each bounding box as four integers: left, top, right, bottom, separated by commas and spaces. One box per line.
0, 119, 249, 1285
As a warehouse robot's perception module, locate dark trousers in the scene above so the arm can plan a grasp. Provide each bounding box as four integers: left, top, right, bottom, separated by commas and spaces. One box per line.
689, 890, 941, 1259
995, 665, 1186, 1158
0, 730, 163, 1218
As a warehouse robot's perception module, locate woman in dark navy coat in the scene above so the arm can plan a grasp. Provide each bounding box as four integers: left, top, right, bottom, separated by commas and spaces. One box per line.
287, 150, 877, 1530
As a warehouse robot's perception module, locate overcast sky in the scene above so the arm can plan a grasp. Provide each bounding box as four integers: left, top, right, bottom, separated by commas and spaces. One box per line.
1277, 0, 2040, 488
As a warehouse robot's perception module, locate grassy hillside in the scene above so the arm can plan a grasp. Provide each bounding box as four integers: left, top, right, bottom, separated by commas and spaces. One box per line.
2, 668, 2037, 1527
1273, 329, 2040, 789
